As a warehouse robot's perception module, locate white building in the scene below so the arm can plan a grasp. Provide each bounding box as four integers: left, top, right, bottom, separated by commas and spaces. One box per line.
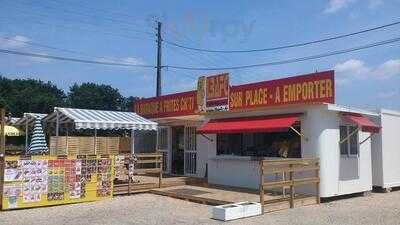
152, 103, 382, 198
135, 71, 398, 198
371, 109, 400, 191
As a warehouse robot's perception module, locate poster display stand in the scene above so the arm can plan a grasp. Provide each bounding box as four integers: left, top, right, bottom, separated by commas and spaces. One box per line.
1, 155, 114, 210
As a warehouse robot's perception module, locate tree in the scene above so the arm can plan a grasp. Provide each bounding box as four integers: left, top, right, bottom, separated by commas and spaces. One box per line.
0, 76, 66, 117
67, 83, 125, 111
122, 96, 142, 112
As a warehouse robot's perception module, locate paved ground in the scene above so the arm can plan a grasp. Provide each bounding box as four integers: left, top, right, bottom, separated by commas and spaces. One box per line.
2, 190, 400, 225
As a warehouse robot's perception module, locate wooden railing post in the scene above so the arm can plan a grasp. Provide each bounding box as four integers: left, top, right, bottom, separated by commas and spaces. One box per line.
159, 155, 163, 188
289, 163, 294, 208
128, 155, 132, 195
259, 160, 265, 214
316, 161, 320, 204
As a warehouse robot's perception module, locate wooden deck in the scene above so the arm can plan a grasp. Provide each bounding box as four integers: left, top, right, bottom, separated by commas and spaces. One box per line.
150, 184, 317, 213
113, 175, 205, 195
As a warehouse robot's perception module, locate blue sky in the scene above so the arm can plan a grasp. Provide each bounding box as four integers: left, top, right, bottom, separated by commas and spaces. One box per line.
0, 0, 399, 110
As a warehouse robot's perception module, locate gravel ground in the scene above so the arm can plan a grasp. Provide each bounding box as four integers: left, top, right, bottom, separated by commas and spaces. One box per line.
1, 191, 400, 225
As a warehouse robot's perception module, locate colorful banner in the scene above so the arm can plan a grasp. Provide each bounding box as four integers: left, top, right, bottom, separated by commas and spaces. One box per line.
134, 91, 197, 118
134, 71, 335, 118
229, 70, 334, 111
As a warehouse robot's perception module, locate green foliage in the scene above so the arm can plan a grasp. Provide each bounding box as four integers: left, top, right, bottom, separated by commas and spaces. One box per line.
67, 82, 125, 111
0, 76, 66, 117
0, 76, 139, 116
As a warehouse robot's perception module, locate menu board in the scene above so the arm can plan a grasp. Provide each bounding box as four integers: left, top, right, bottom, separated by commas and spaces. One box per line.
1, 155, 114, 210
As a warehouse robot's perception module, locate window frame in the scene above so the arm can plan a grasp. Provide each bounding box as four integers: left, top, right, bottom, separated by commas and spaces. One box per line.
339, 124, 360, 158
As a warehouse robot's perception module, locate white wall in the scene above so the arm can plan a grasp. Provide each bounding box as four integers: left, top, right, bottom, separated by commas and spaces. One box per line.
208, 157, 261, 189
338, 131, 372, 195
371, 115, 383, 187
300, 107, 340, 197
196, 134, 210, 178
372, 111, 400, 188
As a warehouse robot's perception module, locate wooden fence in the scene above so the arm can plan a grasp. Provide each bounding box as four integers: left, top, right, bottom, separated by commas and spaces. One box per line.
259, 158, 320, 213
50, 136, 131, 155
113, 153, 163, 195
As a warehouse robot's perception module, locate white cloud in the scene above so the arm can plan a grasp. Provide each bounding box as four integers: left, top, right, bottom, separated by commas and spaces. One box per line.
29, 52, 52, 63
373, 59, 400, 79
120, 57, 144, 65
324, 0, 356, 14
334, 59, 400, 80
0, 35, 31, 49
96, 56, 145, 67
378, 90, 398, 98
336, 78, 351, 86
334, 59, 370, 77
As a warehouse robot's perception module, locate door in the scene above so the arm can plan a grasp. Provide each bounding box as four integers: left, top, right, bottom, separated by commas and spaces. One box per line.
184, 126, 197, 175
157, 126, 170, 173
171, 126, 185, 175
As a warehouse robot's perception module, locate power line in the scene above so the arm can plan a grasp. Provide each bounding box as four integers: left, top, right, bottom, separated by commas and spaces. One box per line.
164, 25, 257, 83
164, 20, 400, 53
166, 36, 400, 70
0, 48, 156, 68
11, 0, 155, 37
0, 36, 101, 58
1, 37, 398, 72
0, 15, 155, 42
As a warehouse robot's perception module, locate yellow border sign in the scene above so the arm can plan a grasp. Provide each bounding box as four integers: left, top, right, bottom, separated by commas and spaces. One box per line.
1, 155, 114, 210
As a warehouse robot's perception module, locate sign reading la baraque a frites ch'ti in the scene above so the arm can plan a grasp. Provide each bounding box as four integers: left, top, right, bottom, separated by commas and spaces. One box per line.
133, 91, 197, 118
133, 70, 334, 118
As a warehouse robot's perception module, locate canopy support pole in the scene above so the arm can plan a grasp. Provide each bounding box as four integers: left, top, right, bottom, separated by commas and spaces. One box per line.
56, 110, 59, 154
290, 126, 308, 141
1, 108, 5, 156
66, 125, 69, 155
25, 118, 28, 152
94, 128, 97, 155
360, 133, 374, 145
339, 127, 359, 144
131, 129, 135, 155
200, 134, 213, 142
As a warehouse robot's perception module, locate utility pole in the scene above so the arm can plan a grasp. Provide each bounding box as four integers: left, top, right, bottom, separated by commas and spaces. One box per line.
156, 21, 162, 97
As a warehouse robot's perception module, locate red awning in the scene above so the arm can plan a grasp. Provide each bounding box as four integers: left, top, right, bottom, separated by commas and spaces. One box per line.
342, 113, 380, 133
197, 113, 302, 134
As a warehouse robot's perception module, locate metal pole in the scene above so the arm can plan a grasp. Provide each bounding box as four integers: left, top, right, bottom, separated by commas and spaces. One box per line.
56, 110, 59, 154
66, 125, 69, 155
156, 21, 162, 97
0, 108, 5, 156
94, 128, 97, 155
131, 129, 135, 154
25, 117, 28, 152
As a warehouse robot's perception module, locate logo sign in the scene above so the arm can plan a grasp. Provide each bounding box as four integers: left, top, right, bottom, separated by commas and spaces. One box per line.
198, 73, 229, 112
229, 70, 334, 111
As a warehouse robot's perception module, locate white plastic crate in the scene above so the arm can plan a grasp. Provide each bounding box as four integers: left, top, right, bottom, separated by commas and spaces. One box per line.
211, 202, 262, 221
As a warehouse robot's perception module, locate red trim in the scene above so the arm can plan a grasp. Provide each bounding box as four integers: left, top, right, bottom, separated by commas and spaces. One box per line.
197, 113, 302, 134
342, 113, 380, 133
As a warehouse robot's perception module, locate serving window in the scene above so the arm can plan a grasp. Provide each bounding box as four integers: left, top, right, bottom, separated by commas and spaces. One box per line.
340, 125, 359, 157
216, 126, 301, 158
